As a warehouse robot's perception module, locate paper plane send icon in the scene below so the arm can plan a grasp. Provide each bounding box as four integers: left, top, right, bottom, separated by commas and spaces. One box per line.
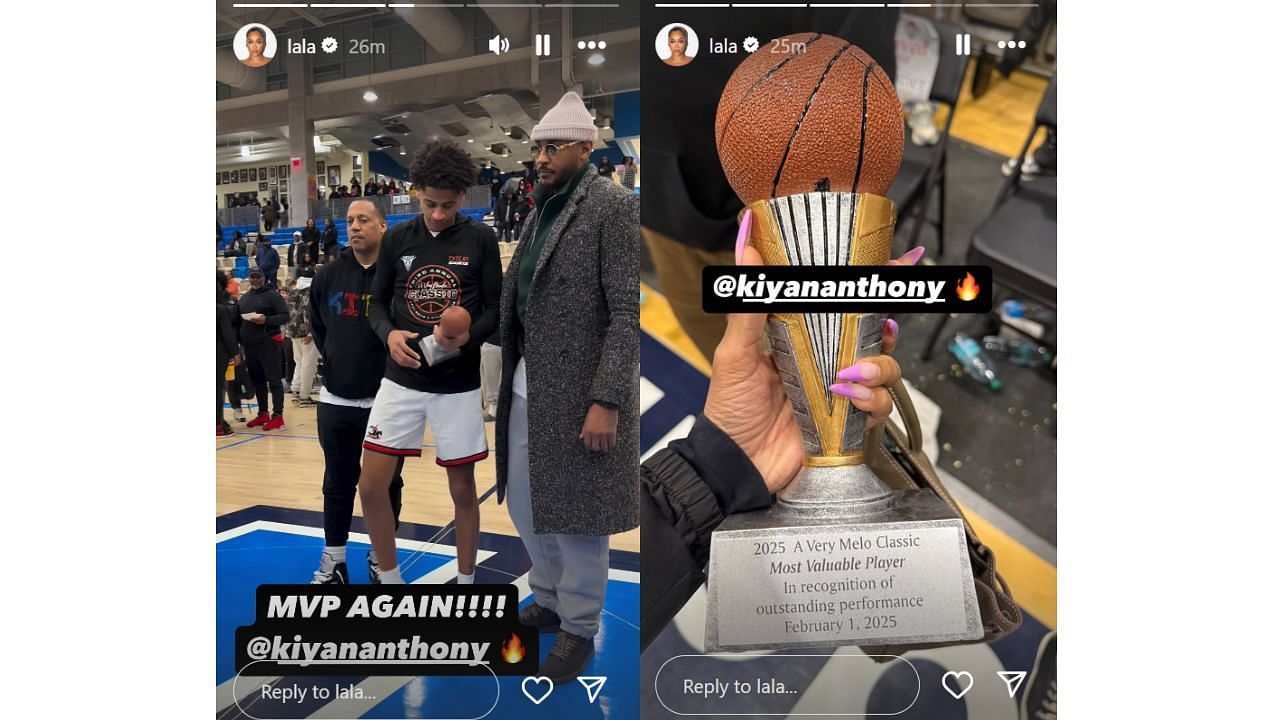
577, 676, 607, 703
997, 670, 1027, 698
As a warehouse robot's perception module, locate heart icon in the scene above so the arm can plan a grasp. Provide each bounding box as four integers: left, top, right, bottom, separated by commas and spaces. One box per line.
521, 675, 554, 705
941, 671, 974, 699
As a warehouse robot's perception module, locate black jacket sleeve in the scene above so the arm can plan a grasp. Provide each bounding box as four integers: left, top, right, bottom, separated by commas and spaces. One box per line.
463, 227, 502, 352
368, 228, 397, 345
216, 304, 238, 358
264, 291, 290, 328
308, 267, 328, 358
227, 297, 242, 336
639, 414, 773, 651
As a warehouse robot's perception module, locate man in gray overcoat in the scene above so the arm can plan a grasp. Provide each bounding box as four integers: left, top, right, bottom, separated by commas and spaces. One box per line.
495, 91, 640, 684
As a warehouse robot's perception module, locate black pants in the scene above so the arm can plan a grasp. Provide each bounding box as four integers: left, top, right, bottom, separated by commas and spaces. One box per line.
283, 340, 296, 389
217, 353, 230, 426
227, 363, 253, 411
243, 340, 285, 416
318, 402, 404, 547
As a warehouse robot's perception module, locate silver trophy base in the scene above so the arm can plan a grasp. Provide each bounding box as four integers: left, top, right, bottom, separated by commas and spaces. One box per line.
705, 488, 983, 652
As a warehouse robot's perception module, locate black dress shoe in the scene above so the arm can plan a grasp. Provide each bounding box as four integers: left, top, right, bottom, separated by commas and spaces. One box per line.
538, 630, 595, 685
518, 603, 561, 632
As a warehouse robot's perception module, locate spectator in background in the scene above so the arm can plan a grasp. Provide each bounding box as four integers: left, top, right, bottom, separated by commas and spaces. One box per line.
239, 267, 290, 431
281, 278, 297, 399
225, 269, 241, 299
321, 218, 339, 260
298, 251, 317, 280
350, 176, 362, 196
302, 218, 321, 260
256, 235, 281, 289
287, 231, 305, 281
598, 156, 615, 180
490, 175, 502, 209
620, 156, 637, 190
261, 198, 279, 232
365, 178, 378, 196
494, 177, 511, 243
510, 182, 534, 235
226, 231, 247, 257
500, 172, 524, 242
286, 276, 320, 407
217, 270, 243, 437
280, 197, 290, 225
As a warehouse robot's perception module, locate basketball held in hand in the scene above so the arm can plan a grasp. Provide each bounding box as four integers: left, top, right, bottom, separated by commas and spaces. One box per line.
715, 33, 904, 204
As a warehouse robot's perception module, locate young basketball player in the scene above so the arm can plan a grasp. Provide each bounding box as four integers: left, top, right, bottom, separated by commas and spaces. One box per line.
358, 141, 501, 585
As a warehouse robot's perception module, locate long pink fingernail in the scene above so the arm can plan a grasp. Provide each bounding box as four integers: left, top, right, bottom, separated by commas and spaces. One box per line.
836, 361, 880, 383
901, 246, 926, 265
735, 209, 753, 264
884, 318, 899, 336
830, 383, 873, 400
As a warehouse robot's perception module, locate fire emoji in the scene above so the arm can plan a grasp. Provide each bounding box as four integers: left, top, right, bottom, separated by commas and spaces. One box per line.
956, 273, 981, 302
501, 633, 526, 663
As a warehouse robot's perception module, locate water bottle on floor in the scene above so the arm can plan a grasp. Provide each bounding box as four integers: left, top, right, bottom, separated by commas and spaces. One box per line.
949, 333, 1003, 391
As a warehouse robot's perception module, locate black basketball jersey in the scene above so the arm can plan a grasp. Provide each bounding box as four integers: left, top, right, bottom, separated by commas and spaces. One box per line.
368, 214, 501, 394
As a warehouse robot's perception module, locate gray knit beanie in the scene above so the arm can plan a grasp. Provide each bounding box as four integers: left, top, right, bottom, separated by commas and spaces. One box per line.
531, 91, 598, 143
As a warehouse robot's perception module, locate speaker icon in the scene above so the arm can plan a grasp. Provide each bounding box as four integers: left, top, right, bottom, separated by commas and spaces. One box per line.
489, 34, 510, 55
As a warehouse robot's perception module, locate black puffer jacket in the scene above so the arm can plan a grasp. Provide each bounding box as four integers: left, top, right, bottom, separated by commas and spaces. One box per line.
640, 414, 772, 650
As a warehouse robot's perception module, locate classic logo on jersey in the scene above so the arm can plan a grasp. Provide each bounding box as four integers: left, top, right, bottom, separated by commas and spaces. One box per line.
401, 255, 416, 272
447, 255, 470, 266
366, 425, 383, 440
404, 264, 461, 324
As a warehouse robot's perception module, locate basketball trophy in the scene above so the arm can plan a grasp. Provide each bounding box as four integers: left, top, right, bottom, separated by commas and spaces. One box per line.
704, 35, 983, 652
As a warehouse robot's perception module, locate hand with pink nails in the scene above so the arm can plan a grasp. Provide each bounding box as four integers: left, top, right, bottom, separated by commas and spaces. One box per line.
705, 208, 920, 494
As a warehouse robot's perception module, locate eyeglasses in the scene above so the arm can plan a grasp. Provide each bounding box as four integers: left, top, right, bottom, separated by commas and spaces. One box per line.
530, 141, 584, 159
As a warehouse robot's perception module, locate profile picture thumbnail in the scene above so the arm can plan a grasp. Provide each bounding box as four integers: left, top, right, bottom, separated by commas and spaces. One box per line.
656, 23, 698, 67
234, 23, 277, 68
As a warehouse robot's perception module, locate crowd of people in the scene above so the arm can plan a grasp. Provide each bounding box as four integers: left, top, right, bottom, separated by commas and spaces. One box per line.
324, 176, 404, 201
218, 264, 329, 436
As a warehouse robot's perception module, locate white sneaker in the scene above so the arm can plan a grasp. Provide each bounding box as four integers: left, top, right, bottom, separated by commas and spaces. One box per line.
233, 407, 246, 423
311, 552, 348, 584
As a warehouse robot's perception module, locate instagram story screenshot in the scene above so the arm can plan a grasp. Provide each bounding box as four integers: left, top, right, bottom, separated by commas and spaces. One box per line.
215, 2, 641, 718
18, 1, 1280, 718
639, 2, 1055, 719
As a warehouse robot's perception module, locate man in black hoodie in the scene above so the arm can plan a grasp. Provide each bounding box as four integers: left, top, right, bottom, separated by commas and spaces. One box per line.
307, 199, 406, 584
358, 140, 501, 586
238, 267, 290, 431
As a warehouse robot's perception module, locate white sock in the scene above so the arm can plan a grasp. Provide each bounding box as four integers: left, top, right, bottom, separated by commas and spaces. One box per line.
380, 565, 404, 584
457, 571, 475, 585
325, 546, 346, 563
